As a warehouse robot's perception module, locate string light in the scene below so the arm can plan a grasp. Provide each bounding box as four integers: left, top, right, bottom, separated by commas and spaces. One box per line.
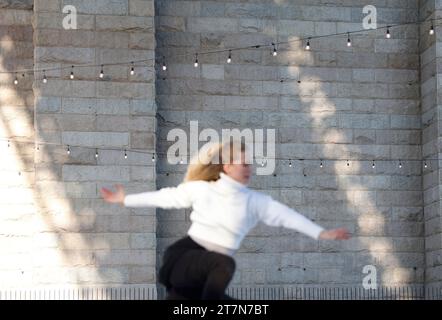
2, 18, 440, 175
1, 17, 440, 80
162, 56, 167, 71
194, 54, 199, 67
305, 38, 311, 50
386, 27, 391, 38
130, 62, 135, 75
347, 33, 352, 47
1, 138, 438, 171
227, 50, 232, 63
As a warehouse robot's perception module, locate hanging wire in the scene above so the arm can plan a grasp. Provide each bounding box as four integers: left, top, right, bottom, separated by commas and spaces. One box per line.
0, 17, 437, 76
1, 18, 438, 168
0, 136, 437, 165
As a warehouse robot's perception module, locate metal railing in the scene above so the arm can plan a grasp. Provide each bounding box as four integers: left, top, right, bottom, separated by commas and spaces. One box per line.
0, 285, 157, 300
156, 285, 442, 300
1, 285, 441, 300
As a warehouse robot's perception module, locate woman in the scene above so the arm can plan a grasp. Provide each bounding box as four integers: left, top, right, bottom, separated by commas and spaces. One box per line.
101, 141, 350, 300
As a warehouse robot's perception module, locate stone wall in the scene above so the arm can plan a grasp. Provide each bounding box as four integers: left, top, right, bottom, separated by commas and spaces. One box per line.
1, 0, 441, 294
1, 0, 157, 290
420, 0, 442, 289
155, 0, 424, 288
0, 0, 36, 288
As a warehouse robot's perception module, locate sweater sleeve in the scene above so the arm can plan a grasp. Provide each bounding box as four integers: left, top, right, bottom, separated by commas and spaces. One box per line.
123, 181, 199, 209
253, 193, 325, 240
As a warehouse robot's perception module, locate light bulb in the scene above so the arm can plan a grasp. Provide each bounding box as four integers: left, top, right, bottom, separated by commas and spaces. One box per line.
130, 62, 135, 75
162, 56, 167, 71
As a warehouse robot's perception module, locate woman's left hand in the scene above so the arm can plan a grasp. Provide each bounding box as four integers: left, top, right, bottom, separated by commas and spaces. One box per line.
100, 184, 126, 205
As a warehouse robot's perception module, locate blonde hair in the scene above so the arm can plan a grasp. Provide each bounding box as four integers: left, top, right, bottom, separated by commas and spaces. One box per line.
184, 140, 247, 182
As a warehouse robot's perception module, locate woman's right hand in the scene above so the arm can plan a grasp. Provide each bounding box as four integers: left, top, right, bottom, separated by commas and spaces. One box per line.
100, 184, 125, 205
319, 228, 351, 240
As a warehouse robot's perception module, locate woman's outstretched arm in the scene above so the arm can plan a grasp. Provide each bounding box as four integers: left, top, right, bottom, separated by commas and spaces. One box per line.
100, 181, 202, 209
254, 193, 350, 240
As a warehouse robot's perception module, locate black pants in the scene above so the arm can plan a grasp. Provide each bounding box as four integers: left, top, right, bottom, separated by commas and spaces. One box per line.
159, 236, 236, 300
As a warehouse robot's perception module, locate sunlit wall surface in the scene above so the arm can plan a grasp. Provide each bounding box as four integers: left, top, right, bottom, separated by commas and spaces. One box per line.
1, 0, 157, 294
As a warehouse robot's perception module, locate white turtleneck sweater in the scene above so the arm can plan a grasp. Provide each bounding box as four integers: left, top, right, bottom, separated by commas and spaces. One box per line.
124, 172, 324, 253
